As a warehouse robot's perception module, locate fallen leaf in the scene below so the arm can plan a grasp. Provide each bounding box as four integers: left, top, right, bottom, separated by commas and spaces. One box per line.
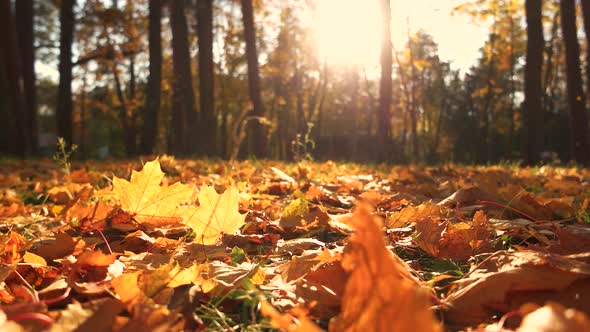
517, 302, 590, 332
167, 263, 217, 292
112, 159, 194, 224
260, 300, 323, 332
48, 301, 92, 332
444, 250, 590, 324
329, 207, 441, 332
0, 310, 24, 332
35, 232, 76, 260
181, 185, 247, 245
23, 251, 47, 267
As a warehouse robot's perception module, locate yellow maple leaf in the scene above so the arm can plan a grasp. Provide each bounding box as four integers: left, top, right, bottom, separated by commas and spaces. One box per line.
112, 159, 245, 244
112, 159, 194, 224
179, 185, 246, 245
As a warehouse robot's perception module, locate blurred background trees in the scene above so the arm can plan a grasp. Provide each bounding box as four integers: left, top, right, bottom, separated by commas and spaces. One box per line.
1, 0, 589, 165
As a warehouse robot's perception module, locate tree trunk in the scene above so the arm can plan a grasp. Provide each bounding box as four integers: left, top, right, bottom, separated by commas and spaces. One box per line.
57, 0, 75, 148
407, 28, 419, 160
581, 0, 590, 107
560, 0, 590, 165
480, 23, 497, 163
170, 0, 197, 156
140, 0, 161, 155
240, 0, 266, 158
0, 0, 27, 156
523, 0, 544, 165
15, 0, 38, 155
197, 0, 216, 157
377, 0, 393, 161
542, 10, 559, 115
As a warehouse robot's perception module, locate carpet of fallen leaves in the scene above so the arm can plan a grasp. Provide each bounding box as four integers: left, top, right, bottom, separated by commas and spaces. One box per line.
1, 156, 590, 331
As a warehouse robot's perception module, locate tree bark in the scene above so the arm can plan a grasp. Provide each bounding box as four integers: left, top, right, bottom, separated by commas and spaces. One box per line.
197, 0, 216, 156
15, 0, 38, 155
0, 0, 27, 156
407, 28, 419, 159
240, 0, 266, 158
140, 0, 162, 155
523, 0, 544, 165
170, 0, 197, 155
377, 0, 393, 161
560, 0, 590, 165
581, 0, 590, 108
57, 0, 75, 148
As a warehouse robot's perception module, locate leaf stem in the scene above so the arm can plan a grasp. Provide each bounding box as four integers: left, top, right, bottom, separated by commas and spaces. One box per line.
10, 312, 54, 326
476, 200, 540, 222
95, 228, 113, 254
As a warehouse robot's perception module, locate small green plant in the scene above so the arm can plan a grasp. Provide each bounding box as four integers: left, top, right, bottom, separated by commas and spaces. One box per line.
53, 137, 78, 181
194, 277, 273, 331
230, 246, 247, 265
291, 122, 316, 162
578, 209, 590, 224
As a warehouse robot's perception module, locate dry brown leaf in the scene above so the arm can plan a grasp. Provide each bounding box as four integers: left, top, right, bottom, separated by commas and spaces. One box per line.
386, 203, 448, 228
414, 216, 445, 257
444, 250, 590, 325
35, 232, 76, 260
295, 262, 346, 318
329, 207, 441, 332
414, 211, 492, 260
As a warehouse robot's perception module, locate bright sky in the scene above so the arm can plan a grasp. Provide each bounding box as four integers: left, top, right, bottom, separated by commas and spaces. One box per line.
315, 0, 490, 72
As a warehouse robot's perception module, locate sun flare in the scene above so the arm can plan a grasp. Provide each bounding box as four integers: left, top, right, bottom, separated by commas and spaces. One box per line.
314, 0, 382, 68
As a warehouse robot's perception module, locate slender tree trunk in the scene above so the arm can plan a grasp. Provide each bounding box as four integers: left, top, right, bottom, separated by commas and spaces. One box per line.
581, 0, 590, 110
0, 0, 27, 156
560, 0, 590, 165
295, 65, 305, 135
57, 0, 75, 148
15, 0, 38, 155
112, 62, 135, 156
542, 10, 559, 114
80, 70, 87, 158
240, 0, 266, 158
140, 0, 161, 155
524, 0, 544, 165
349, 68, 360, 160
170, 0, 197, 155
407, 26, 419, 160
197, 0, 216, 156
508, 6, 516, 144
481, 21, 498, 163
377, 0, 393, 161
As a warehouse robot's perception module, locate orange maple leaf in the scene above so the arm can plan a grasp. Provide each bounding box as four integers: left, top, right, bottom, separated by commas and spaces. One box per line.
330, 206, 441, 332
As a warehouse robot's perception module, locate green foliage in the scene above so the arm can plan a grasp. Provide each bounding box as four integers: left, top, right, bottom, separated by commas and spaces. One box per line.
230, 246, 247, 265
291, 122, 316, 162
194, 277, 273, 331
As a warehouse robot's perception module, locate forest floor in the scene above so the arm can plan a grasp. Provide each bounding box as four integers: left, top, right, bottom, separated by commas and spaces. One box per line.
0, 157, 589, 331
